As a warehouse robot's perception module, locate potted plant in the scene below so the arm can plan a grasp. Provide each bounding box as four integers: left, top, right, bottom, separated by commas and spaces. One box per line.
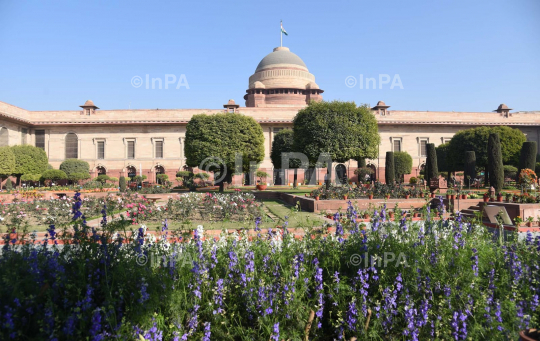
446, 189, 453, 200
497, 192, 504, 202
255, 171, 269, 191
461, 191, 468, 199
483, 192, 490, 203
505, 192, 512, 202
526, 216, 534, 227
368, 191, 373, 200
514, 215, 523, 227
388, 210, 395, 219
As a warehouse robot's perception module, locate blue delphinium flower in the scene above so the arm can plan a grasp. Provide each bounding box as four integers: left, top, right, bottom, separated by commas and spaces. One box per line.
471, 248, 478, 276
271, 322, 279, 341
201, 322, 211, 341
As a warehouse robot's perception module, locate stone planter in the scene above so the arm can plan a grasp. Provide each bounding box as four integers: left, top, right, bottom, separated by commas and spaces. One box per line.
256, 184, 267, 191
519, 328, 540, 341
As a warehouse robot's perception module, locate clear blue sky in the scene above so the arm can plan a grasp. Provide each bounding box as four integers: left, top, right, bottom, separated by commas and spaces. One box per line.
0, 0, 539, 112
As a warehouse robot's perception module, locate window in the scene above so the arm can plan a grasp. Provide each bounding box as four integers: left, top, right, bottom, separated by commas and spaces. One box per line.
274, 127, 283, 134
127, 141, 135, 159
420, 140, 427, 157
155, 141, 163, 158
97, 141, 105, 159
21, 128, 28, 145
0, 127, 9, 146
35, 130, 45, 150
65, 133, 78, 159
393, 139, 401, 152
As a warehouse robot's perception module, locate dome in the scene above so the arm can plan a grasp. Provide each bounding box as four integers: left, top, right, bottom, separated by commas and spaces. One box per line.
255, 47, 308, 72
80, 99, 99, 109
306, 82, 319, 89
498, 104, 509, 110
249, 81, 266, 89
376, 101, 387, 106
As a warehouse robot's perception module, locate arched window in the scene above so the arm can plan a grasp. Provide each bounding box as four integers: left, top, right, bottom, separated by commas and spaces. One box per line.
127, 166, 137, 179
96, 166, 106, 175
65, 133, 78, 159
0, 127, 8, 147
155, 165, 165, 184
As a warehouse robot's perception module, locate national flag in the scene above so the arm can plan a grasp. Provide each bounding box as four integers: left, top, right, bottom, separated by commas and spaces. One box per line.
281, 22, 288, 36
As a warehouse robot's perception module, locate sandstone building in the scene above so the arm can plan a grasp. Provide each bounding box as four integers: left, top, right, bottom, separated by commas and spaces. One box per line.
1, 46, 539, 185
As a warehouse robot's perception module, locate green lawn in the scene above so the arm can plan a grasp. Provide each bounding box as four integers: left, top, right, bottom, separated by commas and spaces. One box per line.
9, 200, 325, 233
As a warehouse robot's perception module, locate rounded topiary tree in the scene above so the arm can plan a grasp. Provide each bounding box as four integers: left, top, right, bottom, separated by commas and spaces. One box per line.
41, 169, 67, 185
385, 152, 395, 184
517, 141, 537, 178
11, 145, 48, 184
185, 112, 265, 192
487, 133, 504, 194
68, 172, 91, 185
119, 176, 127, 192
426, 143, 438, 190
293, 101, 380, 189
394, 151, 412, 183
464, 151, 476, 188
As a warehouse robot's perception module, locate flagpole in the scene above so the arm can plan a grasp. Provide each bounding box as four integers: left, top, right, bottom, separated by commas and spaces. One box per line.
280, 20, 282, 47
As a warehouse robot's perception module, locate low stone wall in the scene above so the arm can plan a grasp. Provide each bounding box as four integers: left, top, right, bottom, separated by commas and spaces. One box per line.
253, 191, 431, 213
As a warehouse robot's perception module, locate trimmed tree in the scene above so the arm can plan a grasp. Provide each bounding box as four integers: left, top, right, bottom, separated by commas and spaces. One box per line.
426, 143, 438, 190
185, 112, 265, 192
41, 169, 67, 185
436, 142, 451, 180
293, 101, 380, 189
60, 159, 90, 184
11, 145, 48, 184
487, 133, 504, 194
448, 126, 526, 171
0, 146, 16, 181
394, 151, 412, 183
518, 142, 537, 177
464, 151, 476, 188
119, 176, 127, 192
68, 172, 91, 185
385, 152, 395, 184
271, 129, 304, 188
5, 178, 12, 191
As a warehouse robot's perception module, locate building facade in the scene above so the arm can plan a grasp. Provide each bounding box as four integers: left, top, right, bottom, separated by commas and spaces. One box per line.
1, 47, 539, 185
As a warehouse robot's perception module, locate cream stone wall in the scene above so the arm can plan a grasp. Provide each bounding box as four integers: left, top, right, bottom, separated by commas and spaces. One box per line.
1, 100, 540, 185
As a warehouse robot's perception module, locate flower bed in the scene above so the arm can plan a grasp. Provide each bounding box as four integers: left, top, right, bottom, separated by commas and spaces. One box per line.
0, 194, 539, 339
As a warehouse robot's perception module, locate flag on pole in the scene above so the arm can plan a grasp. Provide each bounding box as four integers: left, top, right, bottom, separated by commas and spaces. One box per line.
281, 21, 288, 36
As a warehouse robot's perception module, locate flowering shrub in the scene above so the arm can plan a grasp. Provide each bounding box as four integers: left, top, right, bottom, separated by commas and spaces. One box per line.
519, 168, 538, 187
311, 184, 426, 200
0, 196, 539, 340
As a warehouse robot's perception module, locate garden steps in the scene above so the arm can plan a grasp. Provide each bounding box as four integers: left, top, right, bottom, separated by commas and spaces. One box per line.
460, 205, 482, 219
